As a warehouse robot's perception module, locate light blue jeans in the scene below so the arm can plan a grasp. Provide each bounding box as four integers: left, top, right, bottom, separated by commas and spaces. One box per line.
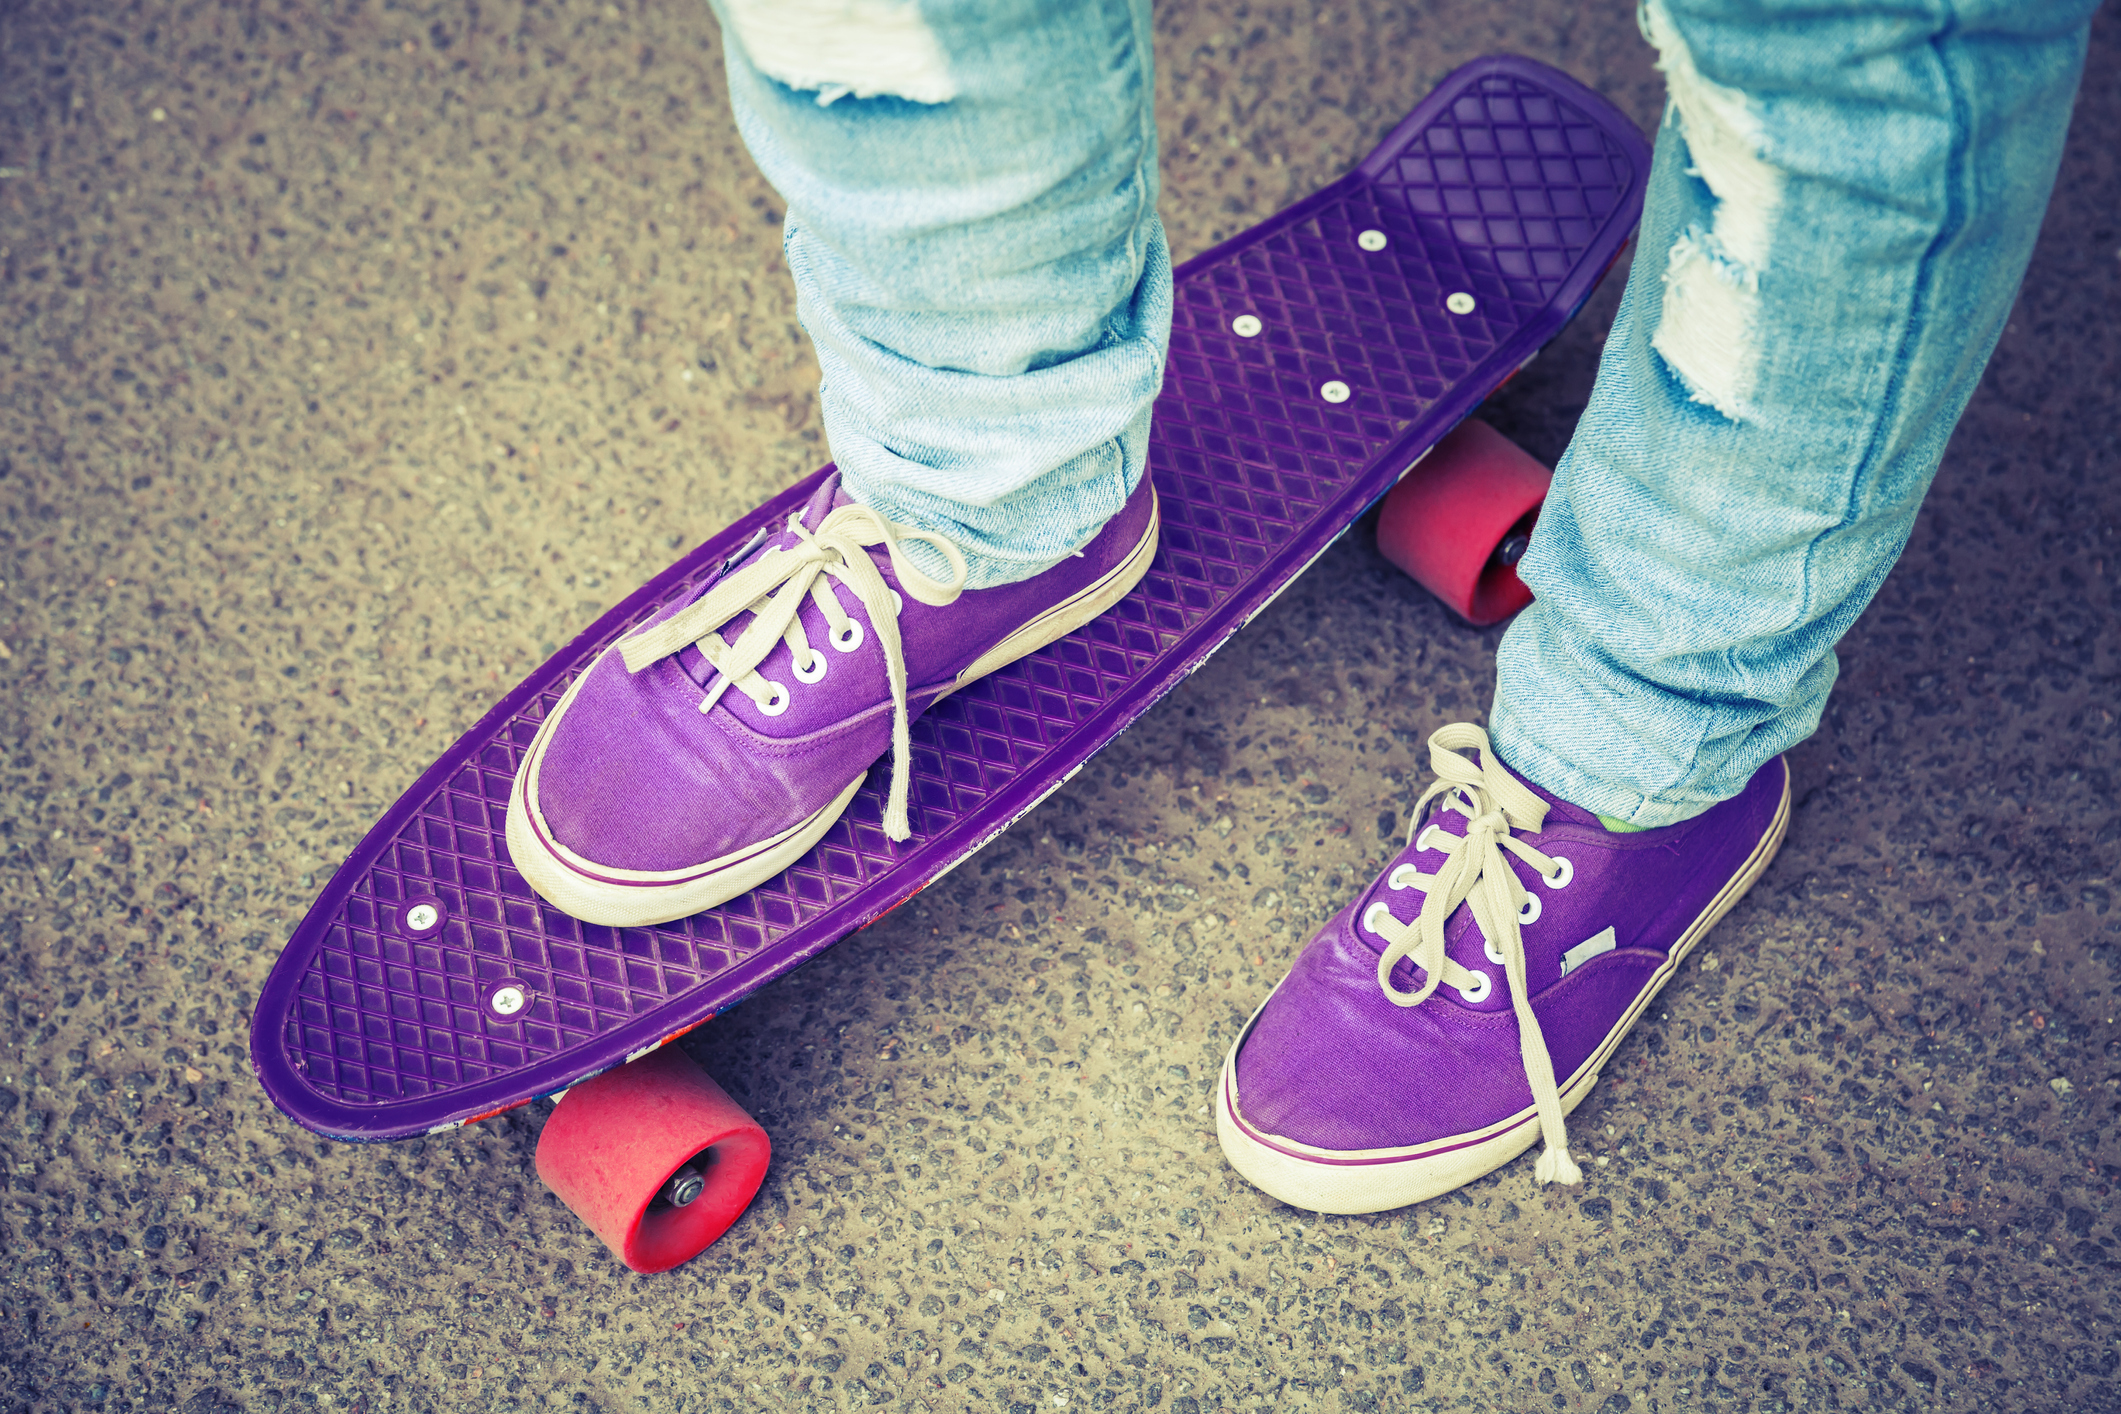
1491, 0, 2099, 823
708, 0, 1167, 590
709, 0, 2095, 815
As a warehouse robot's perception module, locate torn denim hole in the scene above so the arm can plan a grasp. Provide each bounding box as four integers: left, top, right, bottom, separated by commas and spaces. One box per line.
722, 0, 958, 106
1640, 0, 1783, 421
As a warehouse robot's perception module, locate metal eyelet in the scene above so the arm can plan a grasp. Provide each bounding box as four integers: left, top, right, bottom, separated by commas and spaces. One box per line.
1416, 824, 1447, 852
792, 649, 828, 684
1484, 935, 1506, 965
831, 621, 865, 653
890, 591, 904, 614
1518, 892, 1542, 926
1544, 857, 1575, 889
1362, 902, 1397, 936
1387, 864, 1423, 890
757, 681, 791, 716
1454, 971, 1493, 1004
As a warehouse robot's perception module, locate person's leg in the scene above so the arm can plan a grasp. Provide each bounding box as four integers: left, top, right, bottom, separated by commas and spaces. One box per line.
1217, 0, 2099, 1212
1491, 0, 2099, 825
709, 0, 1170, 589
509, 0, 1171, 922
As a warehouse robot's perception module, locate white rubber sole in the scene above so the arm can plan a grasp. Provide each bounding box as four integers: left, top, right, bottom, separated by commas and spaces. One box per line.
506, 492, 1160, 928
1216, 769, 1790, 1213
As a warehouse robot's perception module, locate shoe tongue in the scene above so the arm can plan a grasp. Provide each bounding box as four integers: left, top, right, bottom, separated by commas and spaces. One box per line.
794, 470, 855, 532
665, 472, 872, 690
1480, 745, 1603, 833
1512, 773, 1604, 832
792, 472, 906, 590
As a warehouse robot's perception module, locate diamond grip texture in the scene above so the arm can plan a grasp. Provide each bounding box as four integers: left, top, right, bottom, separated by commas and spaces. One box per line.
252, 57, 1648, 1140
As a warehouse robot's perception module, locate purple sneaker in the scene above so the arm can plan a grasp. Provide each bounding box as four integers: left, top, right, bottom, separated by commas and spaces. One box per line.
505, 473, 1159, 926
1216, 723, 1788, 1212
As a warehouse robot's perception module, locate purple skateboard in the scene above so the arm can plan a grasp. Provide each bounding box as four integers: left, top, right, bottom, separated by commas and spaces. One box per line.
251, 55, 1649, 1269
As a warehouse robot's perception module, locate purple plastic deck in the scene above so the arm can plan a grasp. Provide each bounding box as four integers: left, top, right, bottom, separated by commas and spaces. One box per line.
252, 55, 1651, 1141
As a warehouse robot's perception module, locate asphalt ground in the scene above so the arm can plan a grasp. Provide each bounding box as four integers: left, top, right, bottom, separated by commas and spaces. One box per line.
1, 1, 2117, 1412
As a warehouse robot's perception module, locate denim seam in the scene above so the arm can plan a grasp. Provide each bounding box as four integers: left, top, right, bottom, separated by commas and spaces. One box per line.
1765, 18, 1968, 733
1695, 18, 1967, 739
1121, 0, 1164, 402
1830, 19, 1970, 550
1111, 0, 1163, 522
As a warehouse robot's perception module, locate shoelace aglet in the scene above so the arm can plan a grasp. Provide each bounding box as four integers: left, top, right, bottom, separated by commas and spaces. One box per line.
880, 681, 915, 841
699, 672, 734, 715
1535, 1143, 1583, 1187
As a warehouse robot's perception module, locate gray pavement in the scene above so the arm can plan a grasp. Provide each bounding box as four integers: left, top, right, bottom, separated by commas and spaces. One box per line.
2, 1, 2117, 1412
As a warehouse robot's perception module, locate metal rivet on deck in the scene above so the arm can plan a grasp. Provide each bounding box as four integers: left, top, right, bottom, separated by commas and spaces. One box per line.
1357, 229, 1388, 252
1320, 380, 1351, 404
1446, 291, 1477, 315
489, 985, 528, 1018
1231, 314, 1262, 338
404, 903, 440, 934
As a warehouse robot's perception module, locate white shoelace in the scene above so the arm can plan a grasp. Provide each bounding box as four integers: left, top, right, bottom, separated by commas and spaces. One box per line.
1366, 723, 1584, 1185
616, 503, 968, 841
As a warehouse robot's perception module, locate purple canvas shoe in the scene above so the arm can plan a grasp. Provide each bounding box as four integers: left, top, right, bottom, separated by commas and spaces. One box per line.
1217, 723, 1789, 1213
505, 472, 1159, 926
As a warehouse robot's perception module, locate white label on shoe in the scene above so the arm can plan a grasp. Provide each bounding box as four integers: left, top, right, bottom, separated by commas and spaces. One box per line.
1560, 925, 1618, 976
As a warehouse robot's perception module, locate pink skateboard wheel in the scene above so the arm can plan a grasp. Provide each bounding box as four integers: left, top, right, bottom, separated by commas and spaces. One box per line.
1375, 418, 1553, 627
534, 1045, 771, 1273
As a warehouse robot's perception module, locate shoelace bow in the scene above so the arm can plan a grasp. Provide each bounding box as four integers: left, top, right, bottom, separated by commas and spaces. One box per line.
616, 503, 968, 841
1368, 722, 1584, 1186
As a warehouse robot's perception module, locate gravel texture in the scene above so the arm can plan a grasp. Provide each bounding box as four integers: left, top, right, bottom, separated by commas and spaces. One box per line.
2, 1, 2118, 1412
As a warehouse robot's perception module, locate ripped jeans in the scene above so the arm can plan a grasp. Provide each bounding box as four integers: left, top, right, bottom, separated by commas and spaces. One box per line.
707, 0, 2096, 814
1489, 0, 2099, 822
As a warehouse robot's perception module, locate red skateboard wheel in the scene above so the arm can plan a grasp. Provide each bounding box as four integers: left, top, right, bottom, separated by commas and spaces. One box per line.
534, 1046, 771, 1273
1375, 418, 1553, 627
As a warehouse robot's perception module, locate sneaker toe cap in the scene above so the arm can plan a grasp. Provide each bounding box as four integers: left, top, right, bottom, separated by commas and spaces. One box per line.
1233, 923, 1533, 1154
525, 650, 861, 874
